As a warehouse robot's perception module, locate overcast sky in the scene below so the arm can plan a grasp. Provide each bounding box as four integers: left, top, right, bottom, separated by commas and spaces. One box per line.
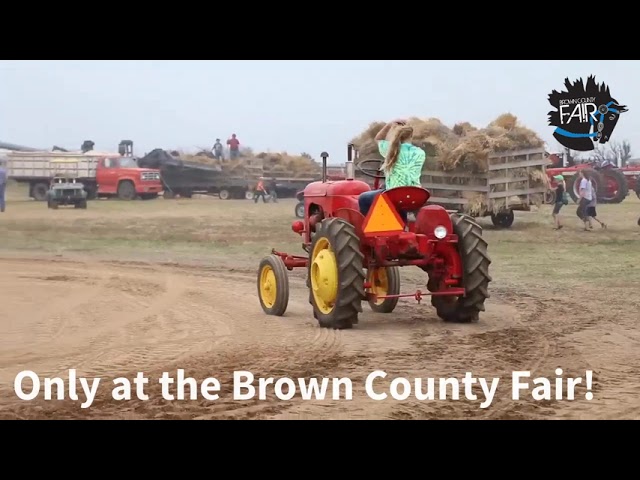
1, 60, 637, 163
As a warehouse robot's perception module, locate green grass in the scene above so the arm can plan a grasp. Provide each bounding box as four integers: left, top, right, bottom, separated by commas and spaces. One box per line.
2, 180, 640, 289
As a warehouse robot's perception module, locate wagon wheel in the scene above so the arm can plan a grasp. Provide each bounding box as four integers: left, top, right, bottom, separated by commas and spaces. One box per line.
366, 266, 401, 313
308, 217, 365, 329
257, 254, 289, 316
490, 210, 514, 228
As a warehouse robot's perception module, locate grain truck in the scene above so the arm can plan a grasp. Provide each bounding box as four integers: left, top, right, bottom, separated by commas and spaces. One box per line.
4, 149, 162, 201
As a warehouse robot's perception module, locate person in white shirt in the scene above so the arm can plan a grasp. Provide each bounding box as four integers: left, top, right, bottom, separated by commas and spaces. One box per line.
577, 169, 593, 231
586, 179, 607, 229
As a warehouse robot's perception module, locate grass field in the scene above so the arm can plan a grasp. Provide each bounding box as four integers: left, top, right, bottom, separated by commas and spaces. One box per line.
1, 180, 639, 419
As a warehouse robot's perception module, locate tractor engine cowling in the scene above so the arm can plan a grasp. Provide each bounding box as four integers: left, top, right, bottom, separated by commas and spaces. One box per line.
414, 205, 454, 240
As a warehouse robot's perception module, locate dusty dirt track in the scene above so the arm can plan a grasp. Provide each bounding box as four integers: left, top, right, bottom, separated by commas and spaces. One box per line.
0, 193, 639, 419
0, 253, 638, 420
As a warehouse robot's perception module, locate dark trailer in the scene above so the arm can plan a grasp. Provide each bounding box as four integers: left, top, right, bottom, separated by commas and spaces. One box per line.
137, 149, 254, 200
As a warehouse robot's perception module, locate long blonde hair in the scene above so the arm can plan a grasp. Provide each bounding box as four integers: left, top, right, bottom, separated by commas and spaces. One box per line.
381, 125, 414, 173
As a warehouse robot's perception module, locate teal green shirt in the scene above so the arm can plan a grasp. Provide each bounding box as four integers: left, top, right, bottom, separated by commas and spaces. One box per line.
377, 140, 426, 190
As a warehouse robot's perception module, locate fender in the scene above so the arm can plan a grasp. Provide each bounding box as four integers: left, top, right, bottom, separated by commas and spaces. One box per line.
414, 205, 455, 239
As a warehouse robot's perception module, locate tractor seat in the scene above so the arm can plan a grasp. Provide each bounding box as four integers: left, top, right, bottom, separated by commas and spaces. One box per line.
384, 186, 430, 212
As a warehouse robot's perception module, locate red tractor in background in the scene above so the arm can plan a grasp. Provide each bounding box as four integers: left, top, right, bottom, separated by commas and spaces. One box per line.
257, 145, 492, 330
545, 154, 640, 204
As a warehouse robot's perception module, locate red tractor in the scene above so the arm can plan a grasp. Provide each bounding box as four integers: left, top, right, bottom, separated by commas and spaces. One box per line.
545, 156, 640, 204
257, 145, 492, 329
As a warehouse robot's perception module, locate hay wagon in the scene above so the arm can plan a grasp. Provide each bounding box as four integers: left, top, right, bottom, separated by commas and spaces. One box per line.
420, 148, 549, 228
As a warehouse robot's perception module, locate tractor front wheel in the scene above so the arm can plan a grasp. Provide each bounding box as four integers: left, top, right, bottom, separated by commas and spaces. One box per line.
295, 202, 305, 218
257, 254, 290, 316
366, 266, 400, 313
431, 214, 492, 323
308, 218, 365, 329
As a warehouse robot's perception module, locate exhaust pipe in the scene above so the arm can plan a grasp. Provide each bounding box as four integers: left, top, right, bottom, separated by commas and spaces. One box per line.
321, 151, 328, 183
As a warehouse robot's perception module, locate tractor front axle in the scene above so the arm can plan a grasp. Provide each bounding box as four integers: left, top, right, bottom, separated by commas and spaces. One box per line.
369, 287, 465, 304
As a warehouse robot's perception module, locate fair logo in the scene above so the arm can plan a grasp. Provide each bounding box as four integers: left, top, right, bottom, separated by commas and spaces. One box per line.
547, 75, 628, 152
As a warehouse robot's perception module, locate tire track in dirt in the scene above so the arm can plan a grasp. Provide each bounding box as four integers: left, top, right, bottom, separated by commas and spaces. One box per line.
2, 255, 637, 419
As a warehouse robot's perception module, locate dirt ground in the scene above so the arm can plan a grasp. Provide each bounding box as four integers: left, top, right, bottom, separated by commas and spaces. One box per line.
1, 182, 639, 419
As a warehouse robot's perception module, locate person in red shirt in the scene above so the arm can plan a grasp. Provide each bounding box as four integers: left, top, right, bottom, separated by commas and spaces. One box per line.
227, 134, 240, 159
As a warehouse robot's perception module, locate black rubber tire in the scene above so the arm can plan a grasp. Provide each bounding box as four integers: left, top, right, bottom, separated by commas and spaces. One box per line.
567, 175, 580, 203
490, 210, 514, 228
569, 169, 603, 203
245, 191, 254, 200
295, 202, 305, 218
219, 189, 230, 200
431, 214, 492, 323
367, 266, 401, 313
32, 183, 49, 201
257, 254, 290, 316
163, 190, 175, 199
117, 181, 136, 200
544, 190, 556, 204
49, 200, 58, 210
308, 218, 365, 329
599, 169, 628, 204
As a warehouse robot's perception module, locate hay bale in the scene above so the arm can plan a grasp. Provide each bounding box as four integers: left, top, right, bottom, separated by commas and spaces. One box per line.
350, 113, 548, 215
172, 149, 321, 179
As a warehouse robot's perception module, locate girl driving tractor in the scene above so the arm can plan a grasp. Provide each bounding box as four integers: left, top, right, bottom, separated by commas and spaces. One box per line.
358, 119, 427, 223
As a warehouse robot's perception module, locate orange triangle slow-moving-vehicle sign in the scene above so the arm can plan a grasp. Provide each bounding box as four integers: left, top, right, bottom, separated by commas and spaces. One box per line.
362, 193, 405, 236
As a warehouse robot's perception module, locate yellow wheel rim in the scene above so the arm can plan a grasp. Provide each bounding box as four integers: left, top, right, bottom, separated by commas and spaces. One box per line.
367, 268, 389, 305
310, 237, 338, 314
259, 265, 277, 308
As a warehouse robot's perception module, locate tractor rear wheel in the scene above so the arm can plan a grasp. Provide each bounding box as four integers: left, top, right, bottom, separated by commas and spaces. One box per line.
366, 266, 400, 313
599, 169, 628, 203
308, 217, 365, 329
431, 214, 492, 323
257, 254, 289, 316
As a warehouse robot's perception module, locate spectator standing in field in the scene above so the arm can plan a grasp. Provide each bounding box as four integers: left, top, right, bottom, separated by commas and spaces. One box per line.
0, 159, 7, 213
587, 178, 607, 229
267, 177, 278, 202
227, 134, 240, 159
576, 169, 593, 231
254, 177, 267, 203
212, 139, 224, 161
552, 174, 567, 230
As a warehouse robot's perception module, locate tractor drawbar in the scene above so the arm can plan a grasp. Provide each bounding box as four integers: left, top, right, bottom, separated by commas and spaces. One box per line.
367, 287, 466, 305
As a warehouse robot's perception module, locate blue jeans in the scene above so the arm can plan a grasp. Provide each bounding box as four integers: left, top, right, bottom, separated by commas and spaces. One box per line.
358, 189, 407, 223
0, 183, 5, 212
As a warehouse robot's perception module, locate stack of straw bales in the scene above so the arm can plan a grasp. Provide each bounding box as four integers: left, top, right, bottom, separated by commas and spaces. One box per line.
177, 151, 322, 179
350, 113, 550, 215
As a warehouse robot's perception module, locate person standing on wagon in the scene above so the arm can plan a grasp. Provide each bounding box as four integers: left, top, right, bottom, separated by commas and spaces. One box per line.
227, 134, 240, 159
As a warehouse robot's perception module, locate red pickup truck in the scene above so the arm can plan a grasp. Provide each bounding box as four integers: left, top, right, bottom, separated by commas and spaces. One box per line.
5, 151, 163, 201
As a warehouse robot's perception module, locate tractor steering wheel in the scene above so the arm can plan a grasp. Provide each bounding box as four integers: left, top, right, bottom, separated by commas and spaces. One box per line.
356, 158, 386, 180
